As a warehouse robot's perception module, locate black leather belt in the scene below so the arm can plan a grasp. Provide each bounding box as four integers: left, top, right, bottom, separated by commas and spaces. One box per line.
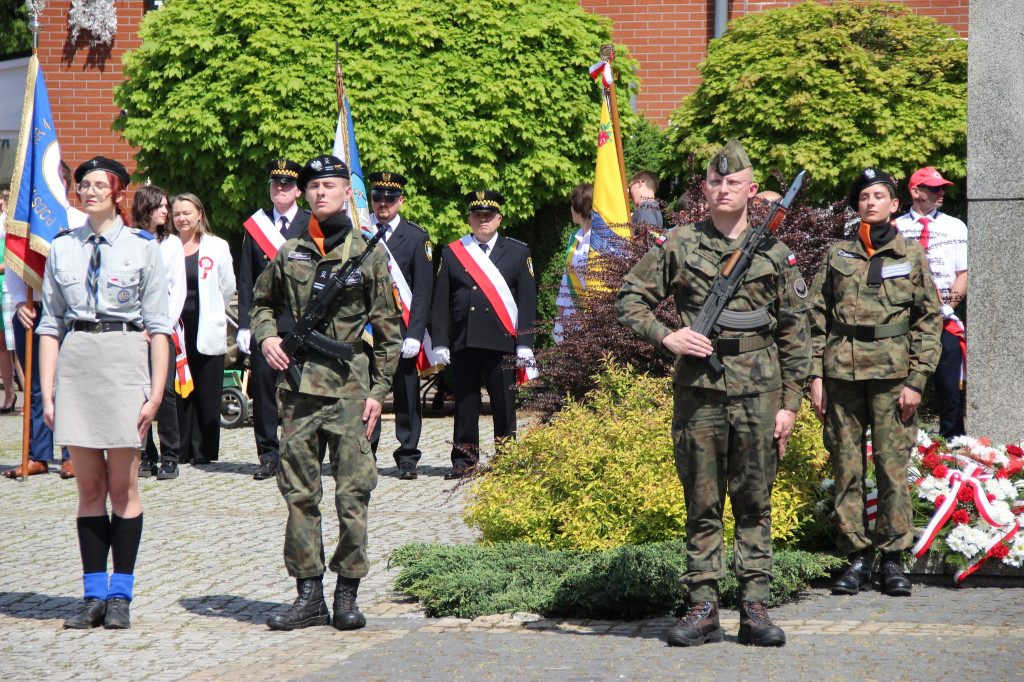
70, 321, 143, 333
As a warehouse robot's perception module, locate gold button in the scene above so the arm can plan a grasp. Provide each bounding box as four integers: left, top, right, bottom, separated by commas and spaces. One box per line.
485, 308, 490, 313
470, 306, 476, 311
472, 285, 478, 290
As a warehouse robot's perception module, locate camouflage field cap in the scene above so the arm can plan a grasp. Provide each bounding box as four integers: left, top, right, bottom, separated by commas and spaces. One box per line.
708, 139, 752, 176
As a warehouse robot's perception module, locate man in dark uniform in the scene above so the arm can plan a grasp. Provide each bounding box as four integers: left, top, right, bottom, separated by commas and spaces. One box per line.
367, 171, 433, 480
430, 190, 537, 479
237, 159, 310, 481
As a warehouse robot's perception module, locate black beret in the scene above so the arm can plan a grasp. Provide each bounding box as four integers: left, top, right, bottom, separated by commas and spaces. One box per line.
297, 154, 350, 191
266, 159, 301, 183
368, 171, 407, 194
848, 168, 897, 209
74, 156, 130, 186
464, 189, 505, 214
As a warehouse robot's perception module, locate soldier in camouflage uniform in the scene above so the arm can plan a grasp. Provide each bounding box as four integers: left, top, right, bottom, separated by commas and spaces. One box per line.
809, 168, 941, 597
250, 154, 401, 631
616, 140, 811, 648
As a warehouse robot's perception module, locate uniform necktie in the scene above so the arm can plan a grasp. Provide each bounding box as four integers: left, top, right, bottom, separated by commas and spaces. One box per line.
918, 215, 931, 251
278, 216, 288, 234
86, 234, 103, 306
479, 243, 489, 255
377, 222, 389, 241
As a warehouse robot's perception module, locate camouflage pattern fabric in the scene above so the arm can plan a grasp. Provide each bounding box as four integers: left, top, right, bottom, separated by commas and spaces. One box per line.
249, 229, 402, 403
673, 387, 781, 602
616, 219, 811, 603
615, 219, 811, 411
824, 378, 914, 554
277, 392, 378, 578
809, 235, 941, 392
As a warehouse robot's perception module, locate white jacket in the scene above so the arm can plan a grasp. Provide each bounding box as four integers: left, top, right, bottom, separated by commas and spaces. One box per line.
193, 234, 236, 355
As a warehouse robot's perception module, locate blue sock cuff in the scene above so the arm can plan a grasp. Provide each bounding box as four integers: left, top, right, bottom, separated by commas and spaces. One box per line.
83, 573, 108, 599
108, 573, 134, 601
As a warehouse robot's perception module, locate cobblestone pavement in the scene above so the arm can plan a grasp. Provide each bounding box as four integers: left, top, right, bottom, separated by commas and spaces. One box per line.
3, 410, 1024, 681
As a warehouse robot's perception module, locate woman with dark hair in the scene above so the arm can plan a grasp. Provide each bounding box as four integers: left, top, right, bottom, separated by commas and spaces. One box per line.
554, 182, 594, 343
170, 193, 235, 464
38, 156, 171, 629
133, 186, 186, 479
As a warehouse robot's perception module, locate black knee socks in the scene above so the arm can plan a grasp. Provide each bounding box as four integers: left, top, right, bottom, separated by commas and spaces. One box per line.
108, 513, 143, 601
77, 515, 111, 599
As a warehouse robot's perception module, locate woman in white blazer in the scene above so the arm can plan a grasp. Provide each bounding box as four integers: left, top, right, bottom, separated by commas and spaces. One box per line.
170, 193, 235, 464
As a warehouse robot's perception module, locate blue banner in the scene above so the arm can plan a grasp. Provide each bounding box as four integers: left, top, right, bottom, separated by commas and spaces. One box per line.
333, 94, 372, 234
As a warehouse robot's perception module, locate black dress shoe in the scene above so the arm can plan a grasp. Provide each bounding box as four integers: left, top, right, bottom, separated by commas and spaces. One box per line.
103, 597, 131, 629
156, 462, 179, 480
444, 468, 472, 480
254, 461, 277, 481
880, 552, 912, 596
64, 598, 106, 629
138, 460, 156, 478
332, 576, 366, 631
398, 464, 417, 481
267, 577, 330, 631
832, 549, 873, 595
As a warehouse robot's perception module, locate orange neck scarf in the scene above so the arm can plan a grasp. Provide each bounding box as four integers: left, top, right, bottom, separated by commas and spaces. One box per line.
308, 215, 327, 256
858, 221, 876, 257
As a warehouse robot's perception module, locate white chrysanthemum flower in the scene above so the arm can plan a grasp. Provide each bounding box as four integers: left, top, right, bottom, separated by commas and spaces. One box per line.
948, 435, 974, 450
985, 478, 1016, 501
820, 478, 834, 491
864, 478, 876, 490
916, 430, 932, 447
987, 501, 1015, 527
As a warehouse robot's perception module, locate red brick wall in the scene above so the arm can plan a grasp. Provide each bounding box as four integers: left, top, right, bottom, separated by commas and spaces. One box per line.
35, 2, 144, 208
581, 0, 968, 125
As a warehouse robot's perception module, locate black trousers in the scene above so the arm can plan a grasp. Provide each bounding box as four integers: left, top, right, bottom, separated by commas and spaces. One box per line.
249, 341, 281, 465
391, 355, 422, 467
177, 312, 224, 462
145, 349, 180, 464
450, 347, 516, 468
935, 329, 966, 438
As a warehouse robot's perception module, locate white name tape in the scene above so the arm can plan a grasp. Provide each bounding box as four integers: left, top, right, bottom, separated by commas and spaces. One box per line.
881, 262, 912, 278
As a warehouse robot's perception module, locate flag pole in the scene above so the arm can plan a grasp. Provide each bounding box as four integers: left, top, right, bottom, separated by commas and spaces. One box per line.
19, 0, 45, 482
335, 42, 349, 162
600, 44, 630, 215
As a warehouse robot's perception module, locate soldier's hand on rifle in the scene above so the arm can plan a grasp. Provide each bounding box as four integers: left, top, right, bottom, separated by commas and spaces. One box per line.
662, 327, 714, 358
897, 386, 922, 423
774, 408, 797, 460
809, 377, 827, 423
261, 337, 290, 371
362, 397, 383, 439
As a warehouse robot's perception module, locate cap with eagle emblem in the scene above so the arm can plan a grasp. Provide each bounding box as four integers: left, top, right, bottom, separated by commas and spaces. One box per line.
463, 189, 505, 214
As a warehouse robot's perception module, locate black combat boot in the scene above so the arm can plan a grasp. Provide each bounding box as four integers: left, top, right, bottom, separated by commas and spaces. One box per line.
832, 549, 873, 595
738, 601, 786, 647
267, 577, 330, 631
880, 552, 912, 596
332, 576, 367, 630
666, 601, 723, 647
63, 598, 106, 629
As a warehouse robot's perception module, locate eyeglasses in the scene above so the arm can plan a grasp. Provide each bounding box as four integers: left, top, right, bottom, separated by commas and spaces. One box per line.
76, 182, 112, 195
370, 192, 400, 204
705, 178, 750, 191
921, 185, 946, 193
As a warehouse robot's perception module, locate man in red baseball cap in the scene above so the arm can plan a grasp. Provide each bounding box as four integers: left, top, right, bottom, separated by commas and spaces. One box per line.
895, 166, 967, 438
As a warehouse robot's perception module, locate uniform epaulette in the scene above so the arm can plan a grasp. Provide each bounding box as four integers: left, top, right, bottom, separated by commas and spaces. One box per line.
405, 220, 428, 235
53, 229, 73, 239
505, 236, 528, 247
130, 227, 155, 241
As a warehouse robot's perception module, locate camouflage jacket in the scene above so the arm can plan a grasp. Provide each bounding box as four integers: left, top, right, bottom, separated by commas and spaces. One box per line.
809, 234, 941, 392
615, 219, 812, 411
250, 227, 402, 403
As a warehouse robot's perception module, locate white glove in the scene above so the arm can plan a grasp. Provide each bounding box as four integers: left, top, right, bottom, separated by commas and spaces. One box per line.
434, 346, 451, 365
516, 346, 535, 365
236, 328, 251, 354
401, 337, 422, 359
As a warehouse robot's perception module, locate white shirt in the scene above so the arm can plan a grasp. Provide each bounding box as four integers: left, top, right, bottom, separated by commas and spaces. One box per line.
473, 233, 498, 253
894, 208, 967, 302
373, 213, 401, 242
272, 203, 300, 232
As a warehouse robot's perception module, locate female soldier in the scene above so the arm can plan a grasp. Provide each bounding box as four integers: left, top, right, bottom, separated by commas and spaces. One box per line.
38, 156, 172, 629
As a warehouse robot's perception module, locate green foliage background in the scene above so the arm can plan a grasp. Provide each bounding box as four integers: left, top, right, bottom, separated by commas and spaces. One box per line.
114, 0, 636, 245
0, 0, 31, 55
663, 1, 966, 204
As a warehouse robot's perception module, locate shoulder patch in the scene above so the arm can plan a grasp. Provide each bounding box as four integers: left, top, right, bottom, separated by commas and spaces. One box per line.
405, 220, 428, 235
655, 234, 667, 245
786, 253, 797, 266
793, 276, 808, 299
424, 240, 433, 262
131, 227, 155, 241
527, 256, 534, 277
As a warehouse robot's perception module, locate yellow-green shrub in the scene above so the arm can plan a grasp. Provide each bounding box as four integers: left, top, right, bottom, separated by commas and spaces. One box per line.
466, 361, 831, 550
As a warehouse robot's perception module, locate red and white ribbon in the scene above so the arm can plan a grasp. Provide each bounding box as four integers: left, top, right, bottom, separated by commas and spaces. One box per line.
589, 61, 613, 87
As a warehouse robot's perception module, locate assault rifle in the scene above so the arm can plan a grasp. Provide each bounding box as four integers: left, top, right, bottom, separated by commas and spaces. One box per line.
690, 170, 807, 375
280, 223, 388, 386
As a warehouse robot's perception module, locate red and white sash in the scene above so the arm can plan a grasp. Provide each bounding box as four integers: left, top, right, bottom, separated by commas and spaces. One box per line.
448, 235, 538, 382
380, 240, 439, 370
243, 209, 286, 259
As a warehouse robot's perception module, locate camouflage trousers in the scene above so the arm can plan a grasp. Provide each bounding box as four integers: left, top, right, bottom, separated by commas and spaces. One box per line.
277, 390, 378, 579
824, 378, 914, 555
672, 386, 780, 603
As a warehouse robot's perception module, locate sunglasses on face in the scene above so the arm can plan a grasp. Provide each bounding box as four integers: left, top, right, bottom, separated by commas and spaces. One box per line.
922, 185, 946, 193
371, 192, 400, 204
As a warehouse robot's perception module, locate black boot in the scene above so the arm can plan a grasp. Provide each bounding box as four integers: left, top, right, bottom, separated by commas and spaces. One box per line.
103, 597, 131, 629
267, 577, 330, 631
64, 598, 106, 629
666, 601, 723, 647
832, 549, 873, 595
738, 601, 786, 647
332, 576, 367, 630
880, 552, 912, 596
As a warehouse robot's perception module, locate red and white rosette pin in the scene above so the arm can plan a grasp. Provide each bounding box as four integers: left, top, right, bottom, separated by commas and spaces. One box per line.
199, 256, 214, 280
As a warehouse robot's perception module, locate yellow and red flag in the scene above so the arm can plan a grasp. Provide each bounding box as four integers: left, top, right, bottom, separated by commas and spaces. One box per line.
588, 62, 629, 256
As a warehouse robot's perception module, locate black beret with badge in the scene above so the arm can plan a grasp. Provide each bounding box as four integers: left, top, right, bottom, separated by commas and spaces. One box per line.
297, 154, 350, 191
267, 159, 301, 183
848, 167, 898, 209
707, 139, 751, 176
74, 156, 130, 186
463, 189, 505, 214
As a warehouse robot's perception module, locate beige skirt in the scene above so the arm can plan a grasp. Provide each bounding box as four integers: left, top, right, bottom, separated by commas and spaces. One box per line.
54, 330, 150, 449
